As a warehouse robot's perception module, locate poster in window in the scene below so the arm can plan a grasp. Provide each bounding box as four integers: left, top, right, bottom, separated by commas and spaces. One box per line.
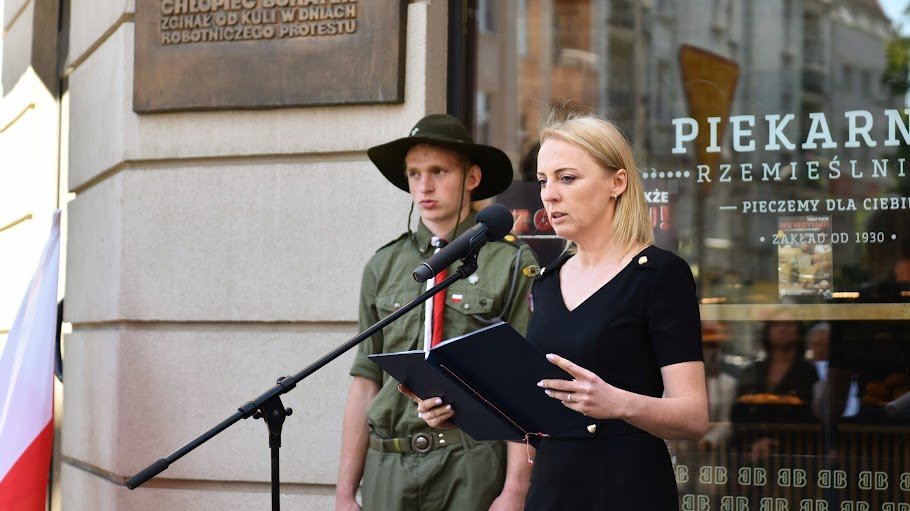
777, 215, 833, 299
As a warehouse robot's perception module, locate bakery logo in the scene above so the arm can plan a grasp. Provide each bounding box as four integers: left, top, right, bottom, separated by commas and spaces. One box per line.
672, 109, 910, 188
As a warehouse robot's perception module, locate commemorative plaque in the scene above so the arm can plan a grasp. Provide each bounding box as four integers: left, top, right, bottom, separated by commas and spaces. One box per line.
134, 0, 406, 112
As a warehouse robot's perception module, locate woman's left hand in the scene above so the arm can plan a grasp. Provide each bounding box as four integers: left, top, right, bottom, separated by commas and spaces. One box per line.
538, 353, 626, 419
398, 384, 456, 429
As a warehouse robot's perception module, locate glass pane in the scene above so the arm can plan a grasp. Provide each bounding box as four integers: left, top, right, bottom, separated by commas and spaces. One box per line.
478, 0, 910, 506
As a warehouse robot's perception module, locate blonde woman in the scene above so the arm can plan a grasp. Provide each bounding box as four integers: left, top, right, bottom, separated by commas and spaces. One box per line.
415, 107, 708, 509
526, 107, 708, 509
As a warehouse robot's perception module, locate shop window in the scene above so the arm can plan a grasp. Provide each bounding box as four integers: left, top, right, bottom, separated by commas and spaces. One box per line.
477, 0, 495, 34
803, 12, 824, 68
608, 0, 634, 29
861, 69, 873, 97
843, 64, 854, 90
711, 0, 729, 33
553, 0, 590, 65
474, 91, 491, 145
468, 0, 910, 507
654, 0, 674, 18
782, 0, 796, 51
517, 0, 528, 57
654, 59, 671, 122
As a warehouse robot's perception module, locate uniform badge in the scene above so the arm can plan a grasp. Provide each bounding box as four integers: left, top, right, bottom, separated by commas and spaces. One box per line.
468, 273, 479, 284
521, 265, 540, 278
451, 293, 463, 303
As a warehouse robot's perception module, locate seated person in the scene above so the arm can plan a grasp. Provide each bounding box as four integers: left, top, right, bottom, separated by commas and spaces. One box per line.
734, 316, 819, 461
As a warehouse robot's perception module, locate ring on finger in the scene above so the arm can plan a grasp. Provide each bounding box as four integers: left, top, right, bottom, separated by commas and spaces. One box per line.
566, 393, 572, 403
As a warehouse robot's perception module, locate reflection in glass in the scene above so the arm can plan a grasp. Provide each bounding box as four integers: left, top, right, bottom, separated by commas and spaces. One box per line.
475, 0, 909, 506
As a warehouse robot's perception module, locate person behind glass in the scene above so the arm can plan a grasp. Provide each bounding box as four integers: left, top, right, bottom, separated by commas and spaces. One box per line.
808, 321, 860, 420
336, 114, 538, 511
737, 318, 818, 402
734, 316, 818, 460
414, 106, 709, 510
699, 320, 738, 451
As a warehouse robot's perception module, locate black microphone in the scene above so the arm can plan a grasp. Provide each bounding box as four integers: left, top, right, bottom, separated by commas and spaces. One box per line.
412, 203, 514, 282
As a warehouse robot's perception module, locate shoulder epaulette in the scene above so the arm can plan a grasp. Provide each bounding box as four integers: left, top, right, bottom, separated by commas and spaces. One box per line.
493, 233, 529, 249
375, 232, 409, 253
495, 234, 519, 245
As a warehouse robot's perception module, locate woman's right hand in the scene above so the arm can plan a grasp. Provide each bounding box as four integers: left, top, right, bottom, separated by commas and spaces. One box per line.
398, 384, 456, 429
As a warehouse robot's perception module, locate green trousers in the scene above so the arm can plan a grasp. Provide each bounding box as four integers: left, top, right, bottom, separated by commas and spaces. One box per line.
361, 437, 507, 510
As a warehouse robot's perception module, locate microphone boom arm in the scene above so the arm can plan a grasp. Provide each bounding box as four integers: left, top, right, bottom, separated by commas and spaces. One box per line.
125, 255, 480, 500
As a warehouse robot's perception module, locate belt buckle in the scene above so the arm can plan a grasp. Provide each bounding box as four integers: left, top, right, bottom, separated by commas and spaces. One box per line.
410, 432, 433, 454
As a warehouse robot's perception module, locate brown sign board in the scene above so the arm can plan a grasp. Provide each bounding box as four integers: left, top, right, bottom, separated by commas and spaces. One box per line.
678, 44, 739, 193
134, 0, 406, 112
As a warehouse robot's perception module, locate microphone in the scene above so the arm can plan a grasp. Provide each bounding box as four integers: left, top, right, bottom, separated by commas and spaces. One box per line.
412, 203, 514, 282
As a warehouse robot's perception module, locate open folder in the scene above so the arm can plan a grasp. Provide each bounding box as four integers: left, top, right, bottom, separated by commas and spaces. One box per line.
368, 322, 590, 443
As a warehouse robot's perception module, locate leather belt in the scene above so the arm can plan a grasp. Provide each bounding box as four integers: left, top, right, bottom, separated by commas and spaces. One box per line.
369, 431, 462, 455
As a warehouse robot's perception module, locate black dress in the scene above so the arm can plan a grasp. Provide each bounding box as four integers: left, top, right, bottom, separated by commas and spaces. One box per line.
524, 246, 703, 510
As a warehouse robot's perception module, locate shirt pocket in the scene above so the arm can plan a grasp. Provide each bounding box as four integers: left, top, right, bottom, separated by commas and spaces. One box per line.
442, 285, 497, 336
375, 289, 422, 352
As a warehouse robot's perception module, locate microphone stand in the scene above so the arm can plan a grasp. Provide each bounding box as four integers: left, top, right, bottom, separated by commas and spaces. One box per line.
126, 251, 482, 511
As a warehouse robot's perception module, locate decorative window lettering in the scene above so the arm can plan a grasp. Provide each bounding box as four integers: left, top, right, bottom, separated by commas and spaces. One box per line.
157, 0, 359, 45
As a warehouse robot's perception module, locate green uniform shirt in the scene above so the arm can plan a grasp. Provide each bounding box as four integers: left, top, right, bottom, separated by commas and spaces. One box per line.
351, 212, 538, 440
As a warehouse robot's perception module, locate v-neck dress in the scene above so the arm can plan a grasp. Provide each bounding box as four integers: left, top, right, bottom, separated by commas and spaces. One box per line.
524, 245, 703, 510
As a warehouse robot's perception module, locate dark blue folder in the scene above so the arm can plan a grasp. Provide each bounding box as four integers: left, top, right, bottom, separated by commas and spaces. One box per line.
368, 322, 590, 443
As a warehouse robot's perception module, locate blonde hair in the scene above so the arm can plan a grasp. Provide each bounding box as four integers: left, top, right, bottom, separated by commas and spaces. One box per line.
539, 106, 654, 252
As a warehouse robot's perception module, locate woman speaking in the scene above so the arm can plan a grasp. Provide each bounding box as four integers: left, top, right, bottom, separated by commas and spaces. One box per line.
412, 107, 709, 510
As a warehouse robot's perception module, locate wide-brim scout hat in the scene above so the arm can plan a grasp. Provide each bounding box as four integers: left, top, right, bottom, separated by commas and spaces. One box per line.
367, 114, 513, 200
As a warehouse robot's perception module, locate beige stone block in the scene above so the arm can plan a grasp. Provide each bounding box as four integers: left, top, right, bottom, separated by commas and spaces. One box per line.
67, 1, 448, 190
123, 161, 408, 321
0, 69, 61, 222
64, 174, 123, 324
1, 0, 33, 93
3, 0, 28, 22
61, 463, 336, 511
0, 219, 42, 328
60, 463, 117, 511
67, 0, 133, 70
62, 325, 358, 484
0, 69, 61, 325
61, 329, 122, 471
64, 159, 410, 323
67, 23, 133, 190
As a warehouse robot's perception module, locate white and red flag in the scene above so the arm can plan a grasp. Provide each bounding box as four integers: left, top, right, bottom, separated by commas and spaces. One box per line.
0, 210, 60, 511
